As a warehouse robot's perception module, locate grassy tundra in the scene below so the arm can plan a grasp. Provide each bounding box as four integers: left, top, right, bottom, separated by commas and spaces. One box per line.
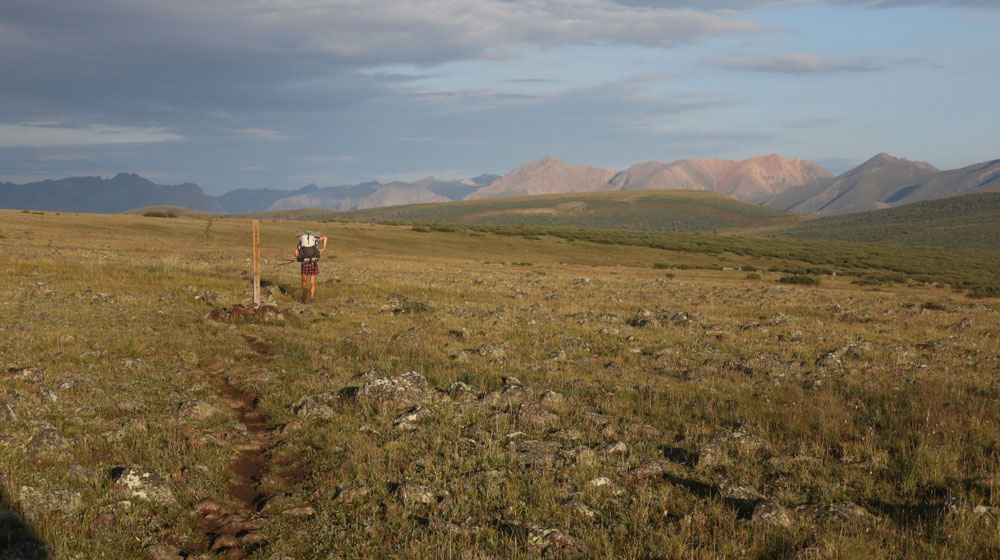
1, 209, 998, 559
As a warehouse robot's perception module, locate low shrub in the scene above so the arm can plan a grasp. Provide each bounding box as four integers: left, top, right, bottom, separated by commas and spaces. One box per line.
778, 275, 821, 286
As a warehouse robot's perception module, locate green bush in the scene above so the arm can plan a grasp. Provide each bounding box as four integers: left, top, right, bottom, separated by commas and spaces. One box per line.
143, 211, 177, 218
778, 275, 821, 286
652, 263, 670, 269
411, 226, 431, 233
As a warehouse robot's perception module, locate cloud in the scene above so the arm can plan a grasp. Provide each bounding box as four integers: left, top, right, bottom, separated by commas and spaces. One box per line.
232, 129, 290, 141
709, 53, 882, 73
37, 153, 93, 161
0, 123, 183, 147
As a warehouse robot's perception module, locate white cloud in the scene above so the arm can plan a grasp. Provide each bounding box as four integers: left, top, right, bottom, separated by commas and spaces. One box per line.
708, 53, 882, 73
0, 123, 183, 147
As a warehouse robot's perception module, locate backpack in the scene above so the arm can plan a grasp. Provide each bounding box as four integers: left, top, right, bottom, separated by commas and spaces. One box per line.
297, 231, 321, 262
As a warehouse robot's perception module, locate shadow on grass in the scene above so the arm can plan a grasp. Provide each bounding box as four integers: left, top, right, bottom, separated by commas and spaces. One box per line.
1, 486, 48, 559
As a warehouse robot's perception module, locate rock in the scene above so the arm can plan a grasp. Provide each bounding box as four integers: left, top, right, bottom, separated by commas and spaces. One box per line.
292, 396, 336, 420
396, 482, 445, 506
631, 460, 673, 479
627, 308, 698, 328
282, 506, 316, 517
448, 381, 478, 401
111, 465, 176, 505
194, 498, 225, 515
25, 425, 71, 459
334, 485, 371, 502
551, 428, 582, 441
517, 403, 559, 430
352, 370, 444, 410
393, 405, 433, 428
696, 443, 729, 469
18, 486, 83, 514
538, 390, 569, 412
484, 377, 533, 406
507, 439, 565, 468
526, 524, 590, 557
178, 399, 222, 420
146, 543, 184, 560
751, 500, 794, 528
594, 441, 628, 457
794, 502, 874, 524
478, 343, 507, 361
561, 497, 600, 520
103, 419, 149, 443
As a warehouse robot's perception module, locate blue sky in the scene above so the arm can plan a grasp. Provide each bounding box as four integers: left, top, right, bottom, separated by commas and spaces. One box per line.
1, 0, 997, 194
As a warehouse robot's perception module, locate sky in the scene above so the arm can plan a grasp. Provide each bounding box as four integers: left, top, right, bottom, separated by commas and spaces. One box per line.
1, 0, 998, 194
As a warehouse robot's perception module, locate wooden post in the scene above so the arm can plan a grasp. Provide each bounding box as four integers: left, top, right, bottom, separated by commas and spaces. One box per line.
252, 220, 261, 306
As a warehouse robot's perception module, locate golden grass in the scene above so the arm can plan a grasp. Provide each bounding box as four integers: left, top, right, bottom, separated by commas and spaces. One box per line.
1, 209, 998, 559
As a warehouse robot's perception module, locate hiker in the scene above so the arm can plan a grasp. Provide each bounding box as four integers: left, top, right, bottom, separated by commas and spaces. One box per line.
294, 231, 328, 302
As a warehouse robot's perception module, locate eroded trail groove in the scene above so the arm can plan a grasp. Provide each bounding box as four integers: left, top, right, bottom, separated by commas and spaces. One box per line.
185, 380, 283, 559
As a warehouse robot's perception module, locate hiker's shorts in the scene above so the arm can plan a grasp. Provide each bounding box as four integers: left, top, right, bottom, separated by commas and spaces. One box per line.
301, 261, 319, 276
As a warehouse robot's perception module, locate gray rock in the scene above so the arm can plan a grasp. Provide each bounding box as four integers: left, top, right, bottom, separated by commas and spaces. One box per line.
111, 465, 176, 505
751, 500, 794, 528
507, 439, 564, 468
18, 486, 83, 514
353, 370, 444, 410
478, 343, 507, 361
484, 377, 533, 406
794, 502, 874, 524
517, 403, 559, 430
177, 399, 222, 420
292, 396, 336, 420
25, 425, 71, 459
396, 482, 446, 506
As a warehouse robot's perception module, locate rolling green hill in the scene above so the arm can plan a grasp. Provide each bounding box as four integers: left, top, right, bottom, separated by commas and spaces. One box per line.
332, 189, 808, 233
775, 190, 1000, 251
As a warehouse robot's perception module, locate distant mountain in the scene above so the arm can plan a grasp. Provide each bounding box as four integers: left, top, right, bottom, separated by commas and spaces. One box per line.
215, 184, 319, 214
609, 155, 831, 200
776, 189, 1000, 251
266, 180, 452, 211
463, 155, 829, 202
757, 153, 999, 216
464, 156, 617, 199
0, 173, 222, 213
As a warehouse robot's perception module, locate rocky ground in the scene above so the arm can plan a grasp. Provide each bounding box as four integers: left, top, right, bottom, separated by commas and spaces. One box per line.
1, 212, 999, 559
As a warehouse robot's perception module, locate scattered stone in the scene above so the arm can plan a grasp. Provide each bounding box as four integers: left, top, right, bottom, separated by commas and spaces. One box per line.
794, 502, 874, 524
507, 439, 564, 468
18, 486, 83, 514
484, 377, 534, 406
594, 441, 628, 457
351, 370, 445, 410
25, 425, 71, 459
478, 343, 507, 361
517, 403, 560, 430
178, 399, 223, 420
525, 524, 590, 557
448, 381, 478, 401
627, 308, 698, 328
538, 390, 568, 412
111, 465, 176, 505
396, 482, 446, 506
282, 506, 316, 518
562, 496, 600, 520
335, 485, 371, 502
631, 460, 673, 479
751, 500, 794, 528
146, 544, 184, 560
292, 396, 336, 420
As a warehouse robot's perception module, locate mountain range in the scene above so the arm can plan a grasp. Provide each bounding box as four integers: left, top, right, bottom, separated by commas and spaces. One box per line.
760, 153, 1000, 215
1, 154, 996, 216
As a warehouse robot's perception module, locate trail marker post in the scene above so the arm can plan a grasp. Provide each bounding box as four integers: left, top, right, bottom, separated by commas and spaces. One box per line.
252, 220, 261, 306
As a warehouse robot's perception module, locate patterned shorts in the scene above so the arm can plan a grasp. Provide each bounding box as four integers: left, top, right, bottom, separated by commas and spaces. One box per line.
301, 261, 319, 276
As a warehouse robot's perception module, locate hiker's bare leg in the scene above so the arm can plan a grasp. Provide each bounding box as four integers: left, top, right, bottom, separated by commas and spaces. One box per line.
310, 276, 317, 300
301, 273, 309, 303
